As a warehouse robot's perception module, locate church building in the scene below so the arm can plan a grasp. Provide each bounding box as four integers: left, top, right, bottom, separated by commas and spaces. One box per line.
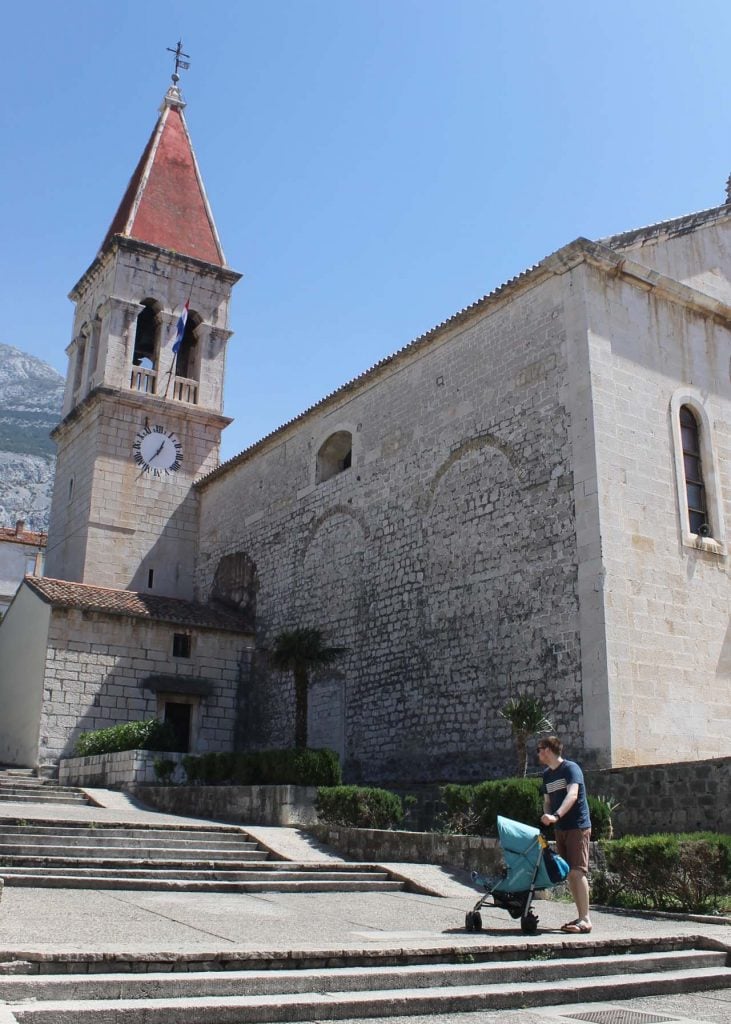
0, 78, 728, 782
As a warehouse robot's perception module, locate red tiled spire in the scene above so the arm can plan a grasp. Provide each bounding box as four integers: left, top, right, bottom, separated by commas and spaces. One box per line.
100, 86, 225, 266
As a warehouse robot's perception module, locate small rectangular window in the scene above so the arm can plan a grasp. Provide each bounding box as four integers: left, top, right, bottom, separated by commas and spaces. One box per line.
172, 633, 191, 658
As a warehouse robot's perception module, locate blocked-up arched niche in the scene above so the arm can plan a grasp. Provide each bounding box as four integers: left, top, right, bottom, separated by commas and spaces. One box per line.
211, 552, 259, 622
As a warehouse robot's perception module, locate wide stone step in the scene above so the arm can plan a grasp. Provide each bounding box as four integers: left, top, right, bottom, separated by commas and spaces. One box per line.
0, 793, 88, 804
0, 843, 265, 860
0, 855, 277, 870
0, 832, 260, 849
5, 961, 730, 1022
0, 786, 69, 794
0, 873, 403, 893
0, 865, 391, 882
0, 824, 254, 841
0, 949, 723, 1000
0, 858, 377, 874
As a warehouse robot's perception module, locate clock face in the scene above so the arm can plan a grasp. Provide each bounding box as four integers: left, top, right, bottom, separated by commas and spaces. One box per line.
133, 425, 182, 476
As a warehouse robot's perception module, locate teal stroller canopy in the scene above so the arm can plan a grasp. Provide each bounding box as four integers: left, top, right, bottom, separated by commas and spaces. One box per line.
493, 815, 554, 893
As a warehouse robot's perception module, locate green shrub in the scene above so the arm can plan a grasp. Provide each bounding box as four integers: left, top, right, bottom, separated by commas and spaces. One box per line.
153, 758, 176, 784
441, 780, 614, 840
596, 832, 731, 913
74, 719, 177, 756
180, 748, 342, 787
181, 754, 202, 785
316, 785, 404, 829
441, 783, 478, 834
440, 778, 543, 836
587, 794, 612, 841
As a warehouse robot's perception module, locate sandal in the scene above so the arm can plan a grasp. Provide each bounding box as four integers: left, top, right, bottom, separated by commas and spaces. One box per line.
561, 922, 592, 933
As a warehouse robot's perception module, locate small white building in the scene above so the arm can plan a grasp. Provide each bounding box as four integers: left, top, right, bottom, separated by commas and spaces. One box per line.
0, 520, 45, 616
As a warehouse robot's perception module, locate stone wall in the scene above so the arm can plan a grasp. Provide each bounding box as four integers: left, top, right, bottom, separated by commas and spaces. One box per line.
134, 783, 319, 827
310, 824, 505, 877
60, 749, 186, 788
582, 255, 731, 766
586, 756, 731, 836
40, 609, 246, 762
198, 274, 584, 783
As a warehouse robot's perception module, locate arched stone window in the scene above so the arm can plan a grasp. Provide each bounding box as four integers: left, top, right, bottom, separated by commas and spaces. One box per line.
132, 300, 159, 370
670, 390, 725, 552
679, 406, 708, 536
316, 431, 352, 484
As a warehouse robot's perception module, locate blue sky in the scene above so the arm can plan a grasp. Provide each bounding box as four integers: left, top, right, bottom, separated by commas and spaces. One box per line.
2, 1, 730, 460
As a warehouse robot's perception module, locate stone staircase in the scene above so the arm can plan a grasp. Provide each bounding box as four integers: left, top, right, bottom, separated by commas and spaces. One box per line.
0, 769, 89, 807
0, 818, 402, 894
0, 937, 728, 1022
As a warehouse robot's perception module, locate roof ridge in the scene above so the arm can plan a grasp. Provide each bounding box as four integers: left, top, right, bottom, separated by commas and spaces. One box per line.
600, 202, 731, 249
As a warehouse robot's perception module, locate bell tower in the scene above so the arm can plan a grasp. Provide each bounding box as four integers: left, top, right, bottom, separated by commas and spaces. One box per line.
45, 74, 241, 600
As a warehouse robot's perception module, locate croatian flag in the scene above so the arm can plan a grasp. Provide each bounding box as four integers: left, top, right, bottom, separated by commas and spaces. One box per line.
171, 300, 189, 354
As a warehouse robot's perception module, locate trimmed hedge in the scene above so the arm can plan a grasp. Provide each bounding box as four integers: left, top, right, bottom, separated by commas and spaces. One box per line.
180, 748, 342, 787
594, 832, 731, 913
74, 719, 177, 756
440, 778, 613, 840
316, 786, 404, 829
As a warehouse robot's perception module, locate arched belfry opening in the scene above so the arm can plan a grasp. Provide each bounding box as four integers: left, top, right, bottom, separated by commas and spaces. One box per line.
174, 309, 201, 382
131, 299, 159, 394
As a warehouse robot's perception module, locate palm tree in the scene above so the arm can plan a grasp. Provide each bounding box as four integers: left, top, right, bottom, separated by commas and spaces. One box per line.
270, 628, 346, 748
499, 695, 553, 777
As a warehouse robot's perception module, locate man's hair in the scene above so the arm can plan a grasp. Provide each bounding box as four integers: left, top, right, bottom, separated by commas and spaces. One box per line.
539, 735, 563, 756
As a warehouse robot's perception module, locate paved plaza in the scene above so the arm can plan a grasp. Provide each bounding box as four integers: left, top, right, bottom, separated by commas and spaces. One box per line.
0, 789, 728, 1023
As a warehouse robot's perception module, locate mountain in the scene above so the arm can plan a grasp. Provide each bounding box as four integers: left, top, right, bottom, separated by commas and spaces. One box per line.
0, 344, 65, 532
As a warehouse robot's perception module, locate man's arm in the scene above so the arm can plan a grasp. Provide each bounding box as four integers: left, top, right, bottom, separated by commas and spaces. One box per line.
540, 782, 578, 825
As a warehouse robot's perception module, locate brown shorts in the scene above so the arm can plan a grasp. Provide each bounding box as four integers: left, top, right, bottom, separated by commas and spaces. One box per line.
555, 827, 591, 873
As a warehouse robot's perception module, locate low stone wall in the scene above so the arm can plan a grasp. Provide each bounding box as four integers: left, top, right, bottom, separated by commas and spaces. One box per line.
134, 784, 319, 827
309, 824, 505, 876
59, 751, 319, 827
59, 750, 187, 788
585, 756, 731, 836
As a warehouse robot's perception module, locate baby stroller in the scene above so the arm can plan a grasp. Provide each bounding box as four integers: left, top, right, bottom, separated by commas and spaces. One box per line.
465, 814, 569, 935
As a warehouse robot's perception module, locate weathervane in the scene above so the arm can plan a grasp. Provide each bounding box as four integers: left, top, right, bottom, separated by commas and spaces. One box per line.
167, 40, 191, 85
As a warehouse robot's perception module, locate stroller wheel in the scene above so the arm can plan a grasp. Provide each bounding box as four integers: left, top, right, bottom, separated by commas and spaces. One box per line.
465, 911, 474, 931
472, 912, 482, 931
520, 910, 539, 935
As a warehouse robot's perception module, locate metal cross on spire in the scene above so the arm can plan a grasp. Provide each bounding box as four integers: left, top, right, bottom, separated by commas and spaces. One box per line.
167, 40, 191, 85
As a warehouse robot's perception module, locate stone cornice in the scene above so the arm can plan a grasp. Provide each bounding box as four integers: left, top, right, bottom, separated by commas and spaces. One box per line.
51, 385, 232, 441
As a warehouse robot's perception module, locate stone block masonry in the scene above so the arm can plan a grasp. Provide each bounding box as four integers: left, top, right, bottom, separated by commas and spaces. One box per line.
38, 608, 244, 763
198, 275, 584, 783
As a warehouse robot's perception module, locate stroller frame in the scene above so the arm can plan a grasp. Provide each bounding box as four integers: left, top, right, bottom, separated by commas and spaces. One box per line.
466, 819, 555, 935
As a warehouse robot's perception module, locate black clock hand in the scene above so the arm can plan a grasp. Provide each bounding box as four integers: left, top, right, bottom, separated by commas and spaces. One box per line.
151, 441, 166, 460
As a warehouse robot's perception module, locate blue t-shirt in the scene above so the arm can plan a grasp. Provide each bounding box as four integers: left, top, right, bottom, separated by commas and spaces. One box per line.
542, 758, 591, 831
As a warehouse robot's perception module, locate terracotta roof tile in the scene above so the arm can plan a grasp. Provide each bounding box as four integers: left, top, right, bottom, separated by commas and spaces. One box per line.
24, 577, 252, 634
100, 90, 224, 266
0, 528, 46, 548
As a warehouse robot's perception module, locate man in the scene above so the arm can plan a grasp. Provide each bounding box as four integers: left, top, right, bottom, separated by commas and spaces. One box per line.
538, 735, 592, 933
